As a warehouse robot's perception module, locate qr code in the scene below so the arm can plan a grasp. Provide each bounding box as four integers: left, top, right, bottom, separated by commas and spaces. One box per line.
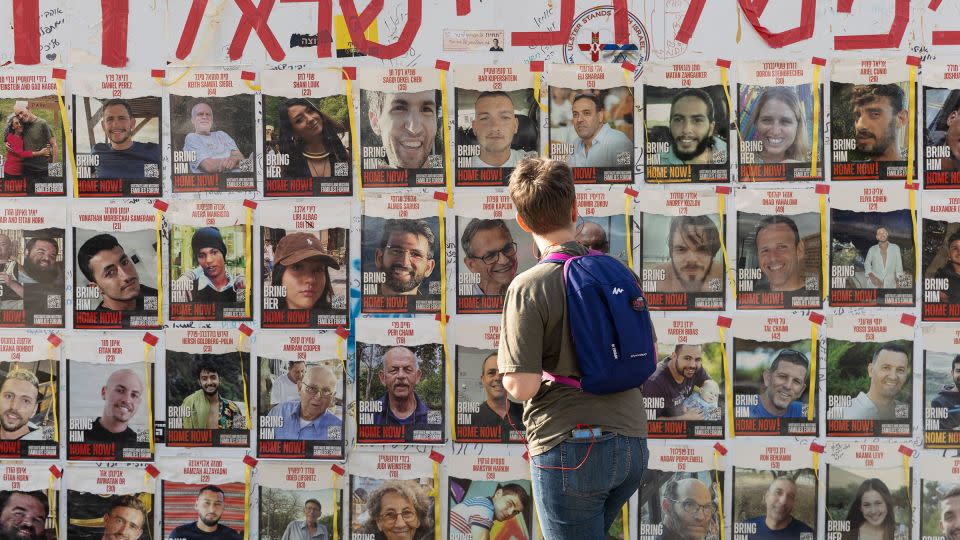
48, 162, 63, 177
47, 295, 61, 309
895, 402, 909, 418
805, 276, 819, 290
334, 162, 349, 177
327, 425, 342, 439
427, 154, 443, 168
143, 163, 160, 178
615, 151, 631, 166
895, 272, 913, 288
237, 158, 255, 173
712, 149, 728, 164
427, 410, 442, 424
40, 426, 54, 439
144, 296, 158, 310
706, 278, 723, 292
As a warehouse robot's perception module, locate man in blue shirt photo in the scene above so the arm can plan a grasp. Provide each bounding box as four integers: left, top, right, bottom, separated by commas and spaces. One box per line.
747, 349, 809, 419
267, 365, 340, 440
372, 346, 431, 425
92, 99, 161, 178
743, 477, 814, 539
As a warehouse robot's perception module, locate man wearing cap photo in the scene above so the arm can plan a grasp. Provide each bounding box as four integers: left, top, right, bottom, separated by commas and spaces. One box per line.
268, 232, 340, 312
174, 227, 245, 304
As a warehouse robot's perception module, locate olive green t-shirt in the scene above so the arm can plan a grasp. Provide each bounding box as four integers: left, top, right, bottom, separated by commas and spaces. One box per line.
497, 241, 647, 456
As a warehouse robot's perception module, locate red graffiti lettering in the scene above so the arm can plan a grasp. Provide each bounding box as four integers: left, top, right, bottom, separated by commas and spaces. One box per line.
739, 0, 815, 48
339, 0, 421, 59
229, 0, 285, 61
834, 0, 909, 49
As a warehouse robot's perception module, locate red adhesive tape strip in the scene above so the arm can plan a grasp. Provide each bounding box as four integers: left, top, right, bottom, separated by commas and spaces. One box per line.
13, 0, 41, 65
675, 0, 706, 44
456, 0, 470, 16
101, 0, 130, 68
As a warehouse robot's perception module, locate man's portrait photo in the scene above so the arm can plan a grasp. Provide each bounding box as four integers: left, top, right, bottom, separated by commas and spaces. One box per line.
259, 488, 338, 540
454, 89, 538, 172
827, 341, 912, 423
170, 224, 248, 320
457, 218, 525, 298
74, 231, 158, 317
832, 82, 909, 163
455, 347, 524, 443
67, 362, 149, 450
922, 220, 960, 307
549, 87, 634, 169
361, 216, 442, 314
831, 208, 915, 298
645, 87, 729, 167
924, 352, 960, 432
920, 480, 960, 540
0, 362, 56, 445
643, 343, 724, 425
734, 469, 816, 540
164, 483, 244, 540
734, 344, 813, 422
72, 96, 161, 181
171, 96, 255, 176
265, 364, 342, 441
360, 88, 443, 170
165, 352, 249, 442
356, 343, 443, 443
66, 491, 151, 540
641, 214, 724, 296
0, 490, 51, 540
639, 471, 722, 540
0, 229, 65, 325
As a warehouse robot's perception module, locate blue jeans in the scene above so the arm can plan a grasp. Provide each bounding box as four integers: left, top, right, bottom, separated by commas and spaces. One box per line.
530, 433, 648, 539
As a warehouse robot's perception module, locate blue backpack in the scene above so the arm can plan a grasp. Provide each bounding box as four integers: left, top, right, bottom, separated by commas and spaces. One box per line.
540, 250, 657, 394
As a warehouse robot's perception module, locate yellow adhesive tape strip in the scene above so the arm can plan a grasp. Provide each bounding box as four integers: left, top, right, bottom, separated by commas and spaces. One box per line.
433, 461, 441, 540
808, 324, 817, 422
238, 333, 252, 429
811, 65, 821, 177
717, 194, 737, 300
155, 211, 164, 324
49, 474, 58, 539
332, 472, 340, 540
48, 343, 59, 442
533, 73, 547, 112
719, 327, 734, 438
55, 80, 79, 198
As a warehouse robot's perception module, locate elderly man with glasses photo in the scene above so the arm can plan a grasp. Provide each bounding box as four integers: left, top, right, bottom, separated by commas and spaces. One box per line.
266, 364, 340, 440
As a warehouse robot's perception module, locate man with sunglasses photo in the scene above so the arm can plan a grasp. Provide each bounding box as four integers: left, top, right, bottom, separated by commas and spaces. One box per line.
374, 219, 437, 297
746, 349, 810, 419
266, 365, 340, 440
461, 218, 519, 296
